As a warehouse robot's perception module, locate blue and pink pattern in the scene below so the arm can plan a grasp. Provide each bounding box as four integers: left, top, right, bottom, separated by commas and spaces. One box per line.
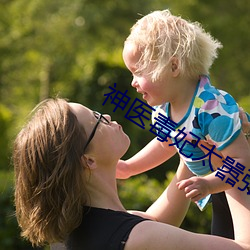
152, 75, 241, 176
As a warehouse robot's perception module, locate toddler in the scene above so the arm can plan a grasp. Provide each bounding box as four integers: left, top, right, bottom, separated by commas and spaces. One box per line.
118, 9, 250, 239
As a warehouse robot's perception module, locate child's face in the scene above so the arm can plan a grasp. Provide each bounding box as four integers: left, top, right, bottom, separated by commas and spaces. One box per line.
123, 43, 173, 106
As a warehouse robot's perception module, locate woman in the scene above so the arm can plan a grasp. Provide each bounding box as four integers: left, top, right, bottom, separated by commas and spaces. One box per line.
13, 98, 250, 249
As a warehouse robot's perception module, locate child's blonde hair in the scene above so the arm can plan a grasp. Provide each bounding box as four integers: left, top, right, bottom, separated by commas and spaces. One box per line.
125, 9, 222, 81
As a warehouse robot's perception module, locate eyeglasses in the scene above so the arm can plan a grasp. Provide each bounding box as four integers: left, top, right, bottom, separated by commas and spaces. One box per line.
84, 111, 110, 151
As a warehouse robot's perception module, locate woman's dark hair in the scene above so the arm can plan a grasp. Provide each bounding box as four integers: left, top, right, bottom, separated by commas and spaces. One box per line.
13, 98, 88, 246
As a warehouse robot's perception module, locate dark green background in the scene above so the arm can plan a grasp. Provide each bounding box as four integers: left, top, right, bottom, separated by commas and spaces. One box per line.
0, 0, 249, 249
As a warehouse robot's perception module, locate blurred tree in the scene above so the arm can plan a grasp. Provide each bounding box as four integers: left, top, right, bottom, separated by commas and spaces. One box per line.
184, 0, 250, 100
0, 104, 12, 170
1, 0, 249, 148
0, 171, 44, 250
239, 95, 250, 111
0, 0, 249, 248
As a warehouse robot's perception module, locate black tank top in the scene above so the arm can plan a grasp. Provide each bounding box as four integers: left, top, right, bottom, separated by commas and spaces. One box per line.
66, 206, 148, 250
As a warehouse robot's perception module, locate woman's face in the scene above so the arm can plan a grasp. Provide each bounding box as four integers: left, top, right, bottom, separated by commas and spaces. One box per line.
68, 103, 130, 160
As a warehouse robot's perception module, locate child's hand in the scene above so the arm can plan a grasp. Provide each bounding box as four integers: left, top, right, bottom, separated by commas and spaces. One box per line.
177, 176, 211, 202
116, 160, 131, 179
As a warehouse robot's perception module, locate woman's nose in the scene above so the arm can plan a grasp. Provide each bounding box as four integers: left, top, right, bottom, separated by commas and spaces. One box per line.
103, 114, 111, 123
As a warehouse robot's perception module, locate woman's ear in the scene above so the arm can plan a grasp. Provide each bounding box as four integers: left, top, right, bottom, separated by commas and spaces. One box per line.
82, 155, 97, 169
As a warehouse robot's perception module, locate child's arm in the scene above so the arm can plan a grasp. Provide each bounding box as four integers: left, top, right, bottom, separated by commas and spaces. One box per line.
116, 137, 177, 179
178, 131, 250, 201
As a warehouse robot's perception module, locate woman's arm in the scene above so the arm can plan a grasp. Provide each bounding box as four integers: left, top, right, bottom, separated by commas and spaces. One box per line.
125, 220, 250, 250
177, 124, 250, 201
129, 159, 193, 226
239, 108, 250, 142
225, 110, 250, 245
128, 168, 250, 249
226, 186, 250, 245
205, 109, 250, 194
219, 131, 250, 187
145, 159, 192, 226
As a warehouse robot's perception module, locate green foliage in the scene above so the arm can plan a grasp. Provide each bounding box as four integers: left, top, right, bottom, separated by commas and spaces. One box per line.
0, 171, 44, 249
0, 104, 13, 170
183, 202, 212, 234
119, 174, 163, 210
184, 0, 250, 100
0, 0, 249, 248
118, 171, 212, 234
1, 0, 249, 164
239, 95, 250, 113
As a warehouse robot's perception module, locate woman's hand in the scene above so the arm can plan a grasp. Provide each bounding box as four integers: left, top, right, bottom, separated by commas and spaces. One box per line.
239, 107, 250, 140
